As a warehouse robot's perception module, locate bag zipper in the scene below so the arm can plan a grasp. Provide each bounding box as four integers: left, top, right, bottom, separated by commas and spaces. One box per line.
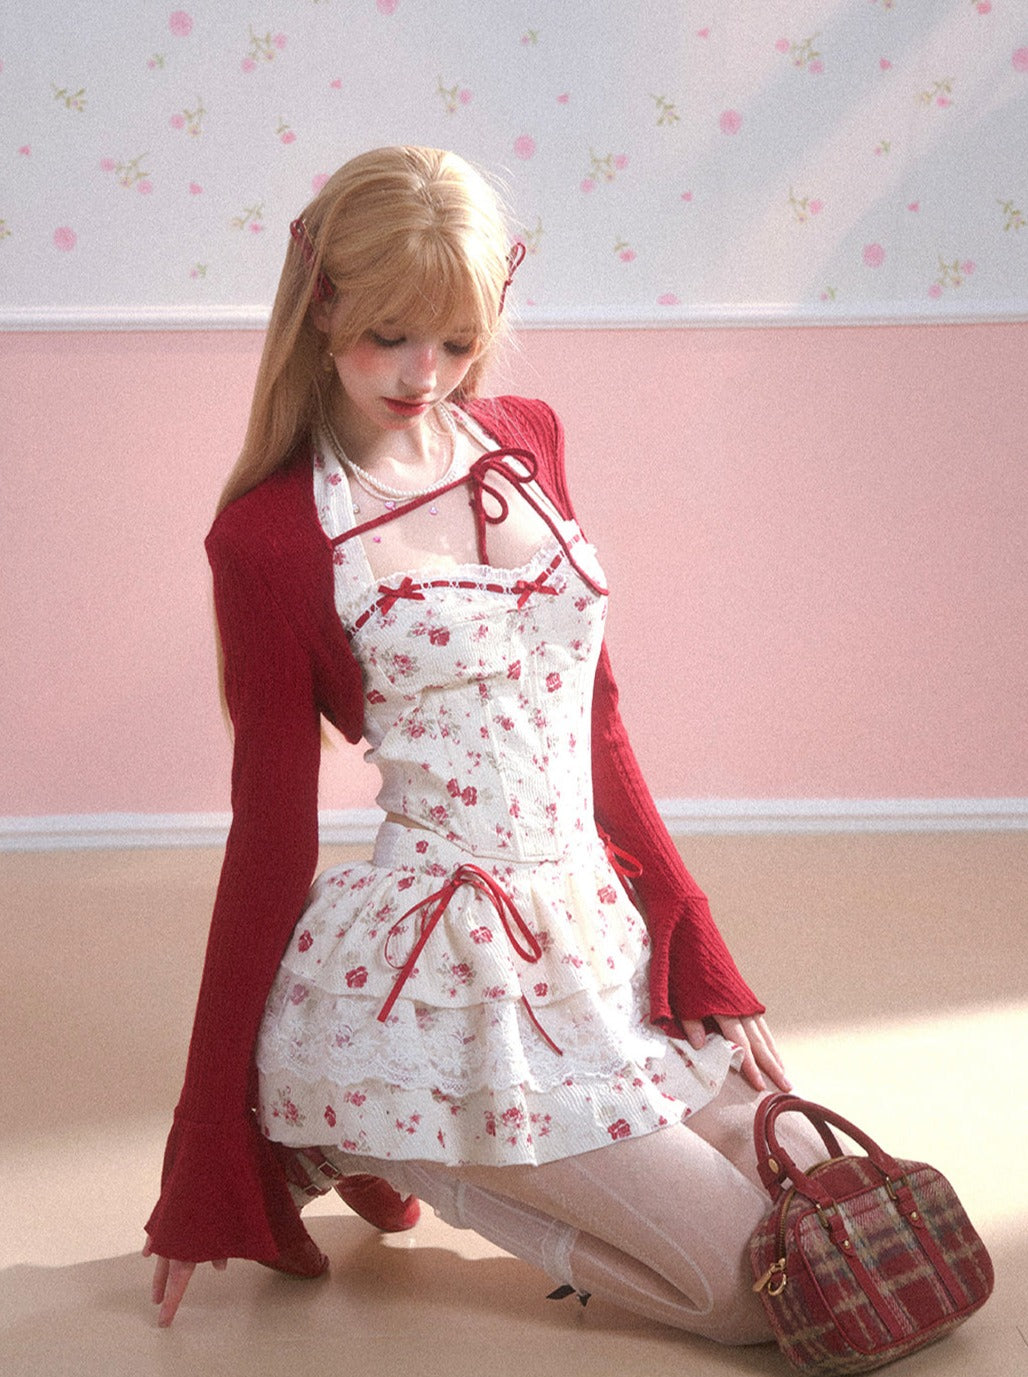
752, 1158, 841, 1296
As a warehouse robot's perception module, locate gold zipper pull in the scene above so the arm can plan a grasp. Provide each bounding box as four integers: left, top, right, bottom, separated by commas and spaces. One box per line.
752, 1258, 787, 1295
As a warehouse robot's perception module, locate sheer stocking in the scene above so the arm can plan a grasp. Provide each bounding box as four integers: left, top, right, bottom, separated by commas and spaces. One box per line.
315, 1075, 826, 1345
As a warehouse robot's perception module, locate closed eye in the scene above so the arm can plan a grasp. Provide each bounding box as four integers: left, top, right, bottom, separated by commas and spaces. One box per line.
368, 329, 477, 354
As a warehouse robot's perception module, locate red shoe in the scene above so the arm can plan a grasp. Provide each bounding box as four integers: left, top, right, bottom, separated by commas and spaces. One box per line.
331, 1173, 421, 1232
275, 1143, 420, 1232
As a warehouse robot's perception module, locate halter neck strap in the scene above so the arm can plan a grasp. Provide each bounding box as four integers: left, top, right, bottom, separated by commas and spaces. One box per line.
331, 447, 607, 596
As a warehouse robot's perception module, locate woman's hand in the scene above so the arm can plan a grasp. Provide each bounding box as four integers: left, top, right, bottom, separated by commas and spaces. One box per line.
143, 1236, 227, 1327
681, 1013, 792, 1093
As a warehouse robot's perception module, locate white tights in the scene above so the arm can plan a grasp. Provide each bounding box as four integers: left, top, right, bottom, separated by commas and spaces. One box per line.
314, 1075, 825, 1346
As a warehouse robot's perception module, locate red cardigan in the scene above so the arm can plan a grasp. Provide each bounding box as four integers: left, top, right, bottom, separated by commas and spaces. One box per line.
145, 396, 762, 1266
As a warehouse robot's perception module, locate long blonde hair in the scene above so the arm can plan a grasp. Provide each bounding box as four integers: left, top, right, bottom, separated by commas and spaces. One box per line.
218, 146, 513, 513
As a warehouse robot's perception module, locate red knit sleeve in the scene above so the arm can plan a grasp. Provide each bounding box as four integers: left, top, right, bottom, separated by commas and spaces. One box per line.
590, 647, 764, 1029
519, 398, 764, 1030
145, 520, 324, 1266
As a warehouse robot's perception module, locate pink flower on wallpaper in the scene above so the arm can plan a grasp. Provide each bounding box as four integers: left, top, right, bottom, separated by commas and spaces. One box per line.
437, 79, 472, 113
312, 173, 329, 192
189, 181, 203, 194
514, 134, 536, 160
657, 293, 680, 306
53, 227, 77, 251
169, 11, 193, 38
975, 1, 991, 12
100, 158, 116, 172
863, 243, 886, 268
169, 113, 185, 129
681, 190, 693, 202
1013, 49, 1028, 73
719, 110, 743, 135
242, 28, 287, 72
556, 93, 569, 105
879, 58, 892, 71
377, 0, 400, 13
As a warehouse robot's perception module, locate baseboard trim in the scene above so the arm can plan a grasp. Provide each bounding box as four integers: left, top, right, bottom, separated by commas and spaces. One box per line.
1, 799, 1026, 852
659, 797, 1028, 835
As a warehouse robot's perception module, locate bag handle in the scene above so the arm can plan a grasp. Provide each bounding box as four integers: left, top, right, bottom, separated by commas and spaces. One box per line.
754, 1093, 906, 1204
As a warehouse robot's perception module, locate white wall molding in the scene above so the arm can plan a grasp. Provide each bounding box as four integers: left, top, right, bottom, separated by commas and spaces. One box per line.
3, 305, 1027, 334
3, 799, 1026, 852
658, 798, 1028, 835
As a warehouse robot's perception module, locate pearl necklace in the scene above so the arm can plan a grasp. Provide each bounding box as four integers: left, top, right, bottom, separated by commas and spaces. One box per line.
323, 404, 459, 512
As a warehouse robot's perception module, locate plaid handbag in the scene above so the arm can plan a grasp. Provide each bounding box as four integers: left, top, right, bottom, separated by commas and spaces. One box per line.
749, 1093, 993, 1375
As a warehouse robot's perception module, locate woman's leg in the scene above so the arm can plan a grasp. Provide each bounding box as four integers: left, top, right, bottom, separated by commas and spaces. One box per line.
317, 1076, 827, 1345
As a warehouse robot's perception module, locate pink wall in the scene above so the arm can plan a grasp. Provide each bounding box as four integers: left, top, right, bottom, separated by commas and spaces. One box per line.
2, 323, 1025, 818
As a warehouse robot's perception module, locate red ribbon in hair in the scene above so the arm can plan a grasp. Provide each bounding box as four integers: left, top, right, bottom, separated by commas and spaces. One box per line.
499, 241, 527, 314
290, 217, 335, 303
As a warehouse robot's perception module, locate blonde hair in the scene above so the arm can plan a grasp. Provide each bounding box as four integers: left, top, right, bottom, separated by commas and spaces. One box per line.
218, 146, 513, 512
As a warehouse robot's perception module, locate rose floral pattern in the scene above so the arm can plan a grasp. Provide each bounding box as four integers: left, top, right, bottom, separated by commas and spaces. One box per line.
1, 1, 1025, 325
254, 417, 742, 1166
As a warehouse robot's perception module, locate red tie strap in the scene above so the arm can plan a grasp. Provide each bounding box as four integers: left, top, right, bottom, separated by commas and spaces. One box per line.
377, 862, 562, 1055
599, 827, 644, 880
331, 445, 608, 600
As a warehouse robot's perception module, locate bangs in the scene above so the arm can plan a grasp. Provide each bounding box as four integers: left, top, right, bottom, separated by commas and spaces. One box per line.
329, 231, 498, 350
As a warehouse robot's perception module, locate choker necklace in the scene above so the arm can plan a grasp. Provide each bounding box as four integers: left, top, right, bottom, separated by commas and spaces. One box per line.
323, 404, 459, 512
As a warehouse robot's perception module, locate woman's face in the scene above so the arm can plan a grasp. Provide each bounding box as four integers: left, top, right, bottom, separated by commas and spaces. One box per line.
316, 297, 479, 447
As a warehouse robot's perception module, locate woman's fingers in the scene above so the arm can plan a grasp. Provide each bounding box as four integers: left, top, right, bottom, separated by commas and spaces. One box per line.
156, 1258, 197, 1327
680, 1014, 792, 1092
720, 1014, 792, 1092
143, 1237, 227, 1327
680, 1018, 706, 1050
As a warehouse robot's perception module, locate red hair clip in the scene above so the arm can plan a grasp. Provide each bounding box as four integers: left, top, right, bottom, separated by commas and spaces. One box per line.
499, 240, 527, 314
290, 217, 335, 303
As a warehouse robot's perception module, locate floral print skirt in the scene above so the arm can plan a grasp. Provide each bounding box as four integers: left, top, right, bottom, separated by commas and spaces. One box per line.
256, 822, 741, 1167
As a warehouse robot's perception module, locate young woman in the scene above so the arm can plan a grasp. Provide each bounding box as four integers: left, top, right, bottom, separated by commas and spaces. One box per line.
144, 145, 813, 1340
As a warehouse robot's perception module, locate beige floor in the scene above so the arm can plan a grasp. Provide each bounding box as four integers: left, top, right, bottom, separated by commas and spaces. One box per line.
1, 832, 1025, 1376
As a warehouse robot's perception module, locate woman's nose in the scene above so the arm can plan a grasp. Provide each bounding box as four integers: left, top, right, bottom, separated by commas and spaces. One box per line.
403, 344, 437, 392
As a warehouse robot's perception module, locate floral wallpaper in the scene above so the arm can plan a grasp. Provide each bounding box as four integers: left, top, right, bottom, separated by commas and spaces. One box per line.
1, 0, 1026, 328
